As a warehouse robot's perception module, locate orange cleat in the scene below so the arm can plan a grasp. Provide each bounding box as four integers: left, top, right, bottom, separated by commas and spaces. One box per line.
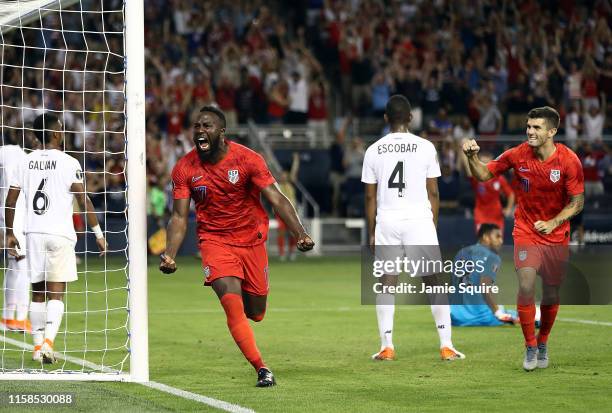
41, 339, 56, 364
440, 346, 466, 361
32, 344, 42, 362
0, 318, 12, 332
371, 347, 395, 361
11, 319, 32, 334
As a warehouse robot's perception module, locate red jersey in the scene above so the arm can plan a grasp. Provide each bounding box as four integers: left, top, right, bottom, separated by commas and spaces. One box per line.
171, 141, 276, 246
486, 142, 584, 245
470, 175, 513, 223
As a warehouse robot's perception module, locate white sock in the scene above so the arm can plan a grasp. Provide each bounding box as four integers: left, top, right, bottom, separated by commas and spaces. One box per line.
430, 305, 452, 349
44, 300, 65, 345
3, 267, 17, 320
30, 301, 46, 347
14, 261, 30, 321
376, 293, 395, 349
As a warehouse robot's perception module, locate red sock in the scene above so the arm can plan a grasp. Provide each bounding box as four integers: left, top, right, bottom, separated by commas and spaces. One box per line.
537, 304, 559, 345
220, 293, 266, 371
277, 233, 285, 256
517, 303, 537, 347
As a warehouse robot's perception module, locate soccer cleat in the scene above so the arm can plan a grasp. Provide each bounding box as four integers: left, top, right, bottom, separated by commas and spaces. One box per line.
537, 343, 549, 369
0, 318, 11, 332
523, 345, 538, 371
440, 347, 465, 361
32, 345, 42, 362
10, 319, 32, 334
371, 347, 395, 361
41, 339, 56, 364
256, 368, 276, 387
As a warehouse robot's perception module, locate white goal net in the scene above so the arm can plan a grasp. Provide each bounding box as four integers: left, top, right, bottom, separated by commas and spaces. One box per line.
0, 0, 147, 381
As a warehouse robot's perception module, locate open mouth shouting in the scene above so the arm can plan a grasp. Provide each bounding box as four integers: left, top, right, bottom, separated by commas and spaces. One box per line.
196, 135, 211, 152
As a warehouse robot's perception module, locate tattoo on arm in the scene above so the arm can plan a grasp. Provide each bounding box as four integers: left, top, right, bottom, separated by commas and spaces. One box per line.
552, 193, 584, 227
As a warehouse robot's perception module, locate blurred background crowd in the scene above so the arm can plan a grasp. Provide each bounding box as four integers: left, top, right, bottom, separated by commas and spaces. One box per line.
1, 0, 612, 224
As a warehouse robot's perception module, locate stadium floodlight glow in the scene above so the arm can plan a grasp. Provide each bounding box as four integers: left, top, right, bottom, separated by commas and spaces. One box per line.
0, 0, 148, 381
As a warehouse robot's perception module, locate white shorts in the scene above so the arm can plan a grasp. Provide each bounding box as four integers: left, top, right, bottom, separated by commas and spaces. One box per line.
26, 234, 78, 283
374, 219, 441, 277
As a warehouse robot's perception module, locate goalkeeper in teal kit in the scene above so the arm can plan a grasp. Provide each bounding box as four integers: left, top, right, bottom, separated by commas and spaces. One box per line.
451, 223, 518, 326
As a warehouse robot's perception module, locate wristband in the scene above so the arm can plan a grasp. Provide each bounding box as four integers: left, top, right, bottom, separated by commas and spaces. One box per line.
91, 225, 104, 239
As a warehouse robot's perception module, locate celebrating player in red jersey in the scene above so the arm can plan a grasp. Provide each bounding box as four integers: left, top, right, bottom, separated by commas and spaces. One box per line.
463, 106, 584, 371
159, 106, 314, 387
462, 151, 515, 233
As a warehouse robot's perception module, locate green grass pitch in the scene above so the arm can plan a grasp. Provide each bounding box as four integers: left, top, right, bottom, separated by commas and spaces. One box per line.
1, 256, 611, 412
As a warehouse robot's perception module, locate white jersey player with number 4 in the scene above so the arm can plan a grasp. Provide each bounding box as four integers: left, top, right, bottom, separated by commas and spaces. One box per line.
0, 143, 31, 332
5, 113, 107, 364
362, 95, 465, 362
362, 130, 441, 245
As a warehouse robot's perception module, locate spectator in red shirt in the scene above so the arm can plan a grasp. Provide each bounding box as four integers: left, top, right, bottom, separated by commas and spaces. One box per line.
576, 140, 606, 197
308, 80, 329, 146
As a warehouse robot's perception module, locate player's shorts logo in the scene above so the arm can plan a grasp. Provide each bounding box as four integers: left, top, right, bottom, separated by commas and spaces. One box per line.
203, 265, 211, 279
550, 169, 560, 183
518, 250, 527, 261
228, 169, 239, 184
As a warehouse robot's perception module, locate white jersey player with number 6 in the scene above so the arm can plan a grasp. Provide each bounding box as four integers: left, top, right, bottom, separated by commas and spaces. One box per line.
5, 113, 107, 364
362, 95, 465, 362
1, 141, 31, 333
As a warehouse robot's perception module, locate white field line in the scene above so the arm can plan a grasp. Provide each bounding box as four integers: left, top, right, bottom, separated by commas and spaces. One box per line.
0, 335, 255, 413
557, 317, 612, 326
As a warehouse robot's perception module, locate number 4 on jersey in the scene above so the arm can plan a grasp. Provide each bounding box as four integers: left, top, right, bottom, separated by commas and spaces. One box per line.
388, 161, 406, 197
33, 178, 50, 215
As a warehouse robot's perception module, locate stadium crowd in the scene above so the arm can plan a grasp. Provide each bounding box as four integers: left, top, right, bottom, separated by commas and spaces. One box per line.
1, 0, 612, 220
143, 0, 612, 217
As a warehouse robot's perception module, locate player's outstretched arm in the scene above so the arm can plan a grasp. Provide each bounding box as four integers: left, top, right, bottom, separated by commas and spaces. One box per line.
72, 182, 107, 256
462, 139, 494, 181
4, 186, 24, 260
160, 197, 191, 273
535, 193, 585, 235
261, 183, 314, 252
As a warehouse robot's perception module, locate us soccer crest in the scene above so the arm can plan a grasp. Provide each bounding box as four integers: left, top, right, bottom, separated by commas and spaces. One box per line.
228, 169, 239, 184
518, 250, 527, 261
550, 169, 560, 183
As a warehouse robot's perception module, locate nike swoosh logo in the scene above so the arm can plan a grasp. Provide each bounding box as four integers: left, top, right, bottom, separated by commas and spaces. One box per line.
518, 167, 529, 172
192, 175, 203, 183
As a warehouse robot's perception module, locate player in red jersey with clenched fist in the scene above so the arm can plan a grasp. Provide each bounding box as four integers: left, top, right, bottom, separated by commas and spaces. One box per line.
160, 105, 314, 387
463, 106, 584, 371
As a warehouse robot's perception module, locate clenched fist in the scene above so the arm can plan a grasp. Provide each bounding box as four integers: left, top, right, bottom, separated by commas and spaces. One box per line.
462, 139, 481, 157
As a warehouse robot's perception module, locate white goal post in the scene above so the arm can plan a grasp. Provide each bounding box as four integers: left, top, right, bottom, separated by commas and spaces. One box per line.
0, 0, 148, 381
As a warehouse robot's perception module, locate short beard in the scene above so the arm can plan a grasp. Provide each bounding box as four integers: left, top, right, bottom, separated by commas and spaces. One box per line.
197, 138, 222, 162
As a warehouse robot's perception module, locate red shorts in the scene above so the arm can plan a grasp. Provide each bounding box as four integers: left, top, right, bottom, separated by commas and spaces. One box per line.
513, 238, 569, 286
200, 240, 269, 296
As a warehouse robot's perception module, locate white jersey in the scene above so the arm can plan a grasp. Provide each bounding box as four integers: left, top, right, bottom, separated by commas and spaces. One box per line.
10, 149, 83, 242
361, 132, 441, 221
0, 145, 27, 244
